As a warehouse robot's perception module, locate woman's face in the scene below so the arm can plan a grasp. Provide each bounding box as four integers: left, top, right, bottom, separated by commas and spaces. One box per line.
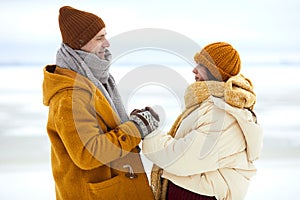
192, 64, 209, 81
81, 28, 110, 60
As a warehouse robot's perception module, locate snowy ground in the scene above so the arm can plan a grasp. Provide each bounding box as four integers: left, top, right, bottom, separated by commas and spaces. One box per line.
1, 151, 300, 200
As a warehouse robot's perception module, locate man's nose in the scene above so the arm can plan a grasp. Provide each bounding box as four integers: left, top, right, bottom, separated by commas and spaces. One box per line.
103, 39, 110, 47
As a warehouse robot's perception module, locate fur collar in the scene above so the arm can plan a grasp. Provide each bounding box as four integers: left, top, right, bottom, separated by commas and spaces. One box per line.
184, 74, 256, 110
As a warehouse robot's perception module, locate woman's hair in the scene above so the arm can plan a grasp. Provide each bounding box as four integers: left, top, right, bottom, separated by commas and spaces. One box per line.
205, 67, 222, 81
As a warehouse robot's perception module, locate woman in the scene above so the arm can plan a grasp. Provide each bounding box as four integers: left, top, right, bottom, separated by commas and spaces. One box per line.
142, 42, 263, 200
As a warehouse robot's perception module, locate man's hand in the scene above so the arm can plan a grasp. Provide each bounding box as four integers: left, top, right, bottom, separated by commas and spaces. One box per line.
130, 107, 160, 139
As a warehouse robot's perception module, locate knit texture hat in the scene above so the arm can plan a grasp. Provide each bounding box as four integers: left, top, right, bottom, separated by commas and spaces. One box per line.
58, 6, 105, 49
194, 42, 241, 81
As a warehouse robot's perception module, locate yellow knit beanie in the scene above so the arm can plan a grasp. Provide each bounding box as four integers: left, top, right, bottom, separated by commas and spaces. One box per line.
194, 42, 241, 81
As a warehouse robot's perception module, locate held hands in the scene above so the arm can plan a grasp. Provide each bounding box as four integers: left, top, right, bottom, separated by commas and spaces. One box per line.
129, 107, 160, 139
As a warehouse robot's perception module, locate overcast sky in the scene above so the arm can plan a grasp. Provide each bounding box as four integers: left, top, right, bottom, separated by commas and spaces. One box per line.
1, 0, 299, 64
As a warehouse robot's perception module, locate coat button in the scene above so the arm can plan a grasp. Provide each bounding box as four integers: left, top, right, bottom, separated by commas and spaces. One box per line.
114, 127, 119, 133
121, 135, 127, 141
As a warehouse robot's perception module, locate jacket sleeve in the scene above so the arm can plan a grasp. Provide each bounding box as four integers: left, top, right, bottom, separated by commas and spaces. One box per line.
143, 102, 222, 176
53, 92, 141, 170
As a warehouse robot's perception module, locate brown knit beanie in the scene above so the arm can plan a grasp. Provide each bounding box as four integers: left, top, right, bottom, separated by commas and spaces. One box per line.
194, 42, 241, 81
58, 6, 105, 49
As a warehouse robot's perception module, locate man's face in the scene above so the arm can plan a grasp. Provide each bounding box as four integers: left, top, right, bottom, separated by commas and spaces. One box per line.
81, 28, 110, 60
192, 64, 209, 81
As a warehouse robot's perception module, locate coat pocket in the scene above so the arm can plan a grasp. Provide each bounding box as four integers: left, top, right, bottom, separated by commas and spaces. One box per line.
86, 174, 140, 200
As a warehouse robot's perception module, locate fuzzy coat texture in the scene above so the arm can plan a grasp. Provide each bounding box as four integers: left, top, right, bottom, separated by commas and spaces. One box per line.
143, 74, 263, 200
43, 65, 154, 200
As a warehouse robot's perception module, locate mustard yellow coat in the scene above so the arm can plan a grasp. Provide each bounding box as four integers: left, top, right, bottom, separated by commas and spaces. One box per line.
43, 65, 154, 200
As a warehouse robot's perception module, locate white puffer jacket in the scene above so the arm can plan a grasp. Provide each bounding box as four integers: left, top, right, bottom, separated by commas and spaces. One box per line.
143, 77, 263, 200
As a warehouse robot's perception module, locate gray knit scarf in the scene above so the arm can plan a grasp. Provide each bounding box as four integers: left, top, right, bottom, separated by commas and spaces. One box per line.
56, 43, 129, 123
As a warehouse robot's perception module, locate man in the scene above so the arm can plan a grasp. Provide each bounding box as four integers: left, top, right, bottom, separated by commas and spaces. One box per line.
42, 6, 158, 199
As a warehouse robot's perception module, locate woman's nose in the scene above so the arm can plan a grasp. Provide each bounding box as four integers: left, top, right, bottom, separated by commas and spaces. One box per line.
192, 67, 197, 74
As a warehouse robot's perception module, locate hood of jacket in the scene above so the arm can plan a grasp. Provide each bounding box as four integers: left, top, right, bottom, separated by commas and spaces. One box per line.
212, 97, 263, 161
43, 65, 95, 106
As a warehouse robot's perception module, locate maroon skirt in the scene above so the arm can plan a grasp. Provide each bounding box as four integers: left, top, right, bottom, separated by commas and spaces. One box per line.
167, 181, 217, 200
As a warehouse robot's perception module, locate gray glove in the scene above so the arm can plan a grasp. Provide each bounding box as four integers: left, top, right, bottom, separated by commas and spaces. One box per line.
129, 107, 160, 139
